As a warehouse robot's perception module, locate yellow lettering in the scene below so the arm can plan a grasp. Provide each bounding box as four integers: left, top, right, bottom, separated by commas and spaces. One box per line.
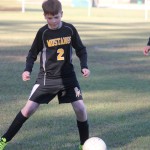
53, 39, 58, 46
47, 36, 71, 47
63, 37, 68, 44
56, 38, 61, 45
47, 40, 54, 47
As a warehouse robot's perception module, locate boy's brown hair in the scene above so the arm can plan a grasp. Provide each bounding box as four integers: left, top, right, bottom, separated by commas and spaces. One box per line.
42, 0, 62, 15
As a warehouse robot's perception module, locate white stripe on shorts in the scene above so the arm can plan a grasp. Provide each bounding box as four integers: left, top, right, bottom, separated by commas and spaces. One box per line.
28, 84, 40, 100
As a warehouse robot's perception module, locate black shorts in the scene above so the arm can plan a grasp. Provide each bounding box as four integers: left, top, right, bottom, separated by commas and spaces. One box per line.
28, 76, 83, 104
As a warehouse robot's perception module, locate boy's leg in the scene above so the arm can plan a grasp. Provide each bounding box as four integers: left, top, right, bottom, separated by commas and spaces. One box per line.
1, 100, 39, 142
71, 100, 89, 145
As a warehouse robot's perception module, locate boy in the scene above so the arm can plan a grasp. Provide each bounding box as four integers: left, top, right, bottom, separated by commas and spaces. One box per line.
143, 37, 150, 55
0, 0, 90, 149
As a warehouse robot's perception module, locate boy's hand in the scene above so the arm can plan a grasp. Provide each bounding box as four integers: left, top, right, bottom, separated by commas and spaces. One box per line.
82, 68, 90, 78
22, 71, 30, 81
143, 46, 150, 56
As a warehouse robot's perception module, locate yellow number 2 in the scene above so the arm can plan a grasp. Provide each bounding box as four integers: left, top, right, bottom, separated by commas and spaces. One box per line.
57, 48, 64, 61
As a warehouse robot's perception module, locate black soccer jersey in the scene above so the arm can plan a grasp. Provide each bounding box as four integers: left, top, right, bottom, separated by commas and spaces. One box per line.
24, 21, 88, 80
147, 37, 150, 46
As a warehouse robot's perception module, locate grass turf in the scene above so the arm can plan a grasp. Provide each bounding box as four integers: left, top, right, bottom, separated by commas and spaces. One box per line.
0, 4, 150, 150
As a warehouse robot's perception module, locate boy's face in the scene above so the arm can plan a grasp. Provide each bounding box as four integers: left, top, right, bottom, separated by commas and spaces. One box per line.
44, 12, 63, 30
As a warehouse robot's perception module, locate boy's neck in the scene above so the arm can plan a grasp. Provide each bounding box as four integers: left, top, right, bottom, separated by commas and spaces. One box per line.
48, 22, 62, 30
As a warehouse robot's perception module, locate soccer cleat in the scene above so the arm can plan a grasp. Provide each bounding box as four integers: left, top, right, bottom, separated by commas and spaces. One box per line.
79, 144, 83, 150
0, 138, 7, 150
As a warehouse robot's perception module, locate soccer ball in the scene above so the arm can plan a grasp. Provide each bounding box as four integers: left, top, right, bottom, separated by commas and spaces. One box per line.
83, 137, 107, 150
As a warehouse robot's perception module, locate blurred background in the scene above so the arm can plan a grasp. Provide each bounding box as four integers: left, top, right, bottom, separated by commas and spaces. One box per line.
0, 0, 150, 150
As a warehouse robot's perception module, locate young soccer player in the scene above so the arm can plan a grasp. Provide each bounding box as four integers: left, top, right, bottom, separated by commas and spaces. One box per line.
0, 0, 90, 149
143, 37, 150, 55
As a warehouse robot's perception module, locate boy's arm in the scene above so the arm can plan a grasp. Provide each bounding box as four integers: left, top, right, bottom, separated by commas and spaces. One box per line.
22, 30, 43, 81
24, 30, 43, 73
147, 37, 150, 46
143, 37, 150, 56
71, 26, 88, 70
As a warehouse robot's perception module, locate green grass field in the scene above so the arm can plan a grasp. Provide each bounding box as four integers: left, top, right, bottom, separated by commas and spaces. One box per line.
0, 3, 150, 150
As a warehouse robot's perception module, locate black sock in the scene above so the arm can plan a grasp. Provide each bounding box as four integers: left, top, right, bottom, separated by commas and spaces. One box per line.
77, 120, 89, 145
2, 111, 28, 142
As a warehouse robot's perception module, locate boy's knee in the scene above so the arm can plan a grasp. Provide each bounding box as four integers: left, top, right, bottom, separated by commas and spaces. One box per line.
21, 101, 39, 117
75, 106, 87, 121
76, 106, 86, 115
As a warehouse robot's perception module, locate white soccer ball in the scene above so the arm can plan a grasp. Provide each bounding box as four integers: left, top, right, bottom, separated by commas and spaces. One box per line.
83, 137, 107, 150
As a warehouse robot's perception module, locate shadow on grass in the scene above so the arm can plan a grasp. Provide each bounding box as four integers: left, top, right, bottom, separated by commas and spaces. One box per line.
3, 105, 150, 150
1, 18, 150, 149
89, 106, 150, 149
3, 104, 80, 150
